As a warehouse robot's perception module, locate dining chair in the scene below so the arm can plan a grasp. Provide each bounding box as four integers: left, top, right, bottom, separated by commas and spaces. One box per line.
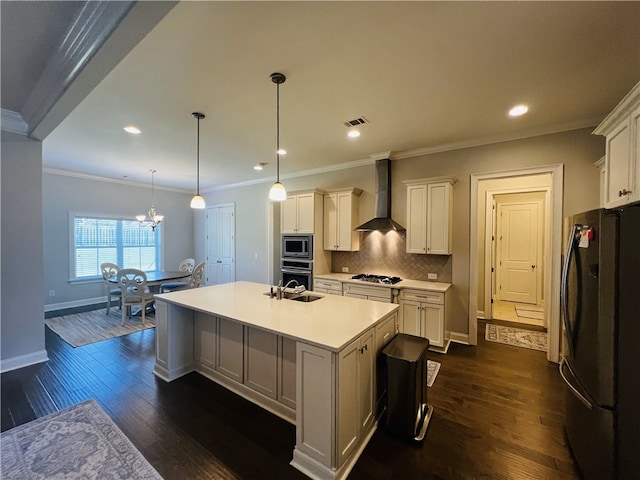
117, 268, 156, 326
100, 262, 121, 314
159, 257, 196, 293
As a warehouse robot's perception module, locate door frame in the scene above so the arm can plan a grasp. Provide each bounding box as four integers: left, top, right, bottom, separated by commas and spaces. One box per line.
470, 164, 563, 363
492, 191, 547, 308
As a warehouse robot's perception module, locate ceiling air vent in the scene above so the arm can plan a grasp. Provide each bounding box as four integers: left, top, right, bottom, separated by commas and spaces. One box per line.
344, 116, 369, 127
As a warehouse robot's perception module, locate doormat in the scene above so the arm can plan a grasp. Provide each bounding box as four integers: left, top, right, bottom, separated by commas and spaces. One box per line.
0, 399, 163, 480
427, 360, 441, 387
45, 308, 155, 348
485, 324, 547, 352
515, 305, 544, 320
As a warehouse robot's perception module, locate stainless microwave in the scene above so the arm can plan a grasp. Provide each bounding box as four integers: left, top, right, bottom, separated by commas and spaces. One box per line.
282, 234, 313, 259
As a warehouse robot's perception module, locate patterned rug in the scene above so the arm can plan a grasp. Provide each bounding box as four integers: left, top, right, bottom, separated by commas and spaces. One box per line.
427, 360, 441, 388
45, 308, 155, 348
0, 399, 162, 480
485, 324, 547, 352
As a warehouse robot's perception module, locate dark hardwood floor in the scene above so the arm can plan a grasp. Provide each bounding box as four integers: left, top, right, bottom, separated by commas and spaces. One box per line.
1, 319, 581, 479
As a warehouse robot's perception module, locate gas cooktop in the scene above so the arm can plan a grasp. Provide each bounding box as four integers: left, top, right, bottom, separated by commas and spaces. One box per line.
351, 273, 402, 285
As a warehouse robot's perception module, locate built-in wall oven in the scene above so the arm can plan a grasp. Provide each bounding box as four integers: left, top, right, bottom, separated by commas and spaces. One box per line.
281, 234, 313, 290
281, 258, 313, 290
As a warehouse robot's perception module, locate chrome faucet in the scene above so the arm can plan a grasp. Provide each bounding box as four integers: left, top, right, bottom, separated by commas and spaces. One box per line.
276, 279, 299, 299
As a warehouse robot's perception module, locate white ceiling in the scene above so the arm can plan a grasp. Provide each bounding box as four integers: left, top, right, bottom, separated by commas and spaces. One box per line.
4, 2, 640, 191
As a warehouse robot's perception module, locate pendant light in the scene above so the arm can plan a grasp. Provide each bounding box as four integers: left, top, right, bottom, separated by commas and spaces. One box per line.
268, 72, 287, 202
190, 112, 206, 209
137, 169, 164, 231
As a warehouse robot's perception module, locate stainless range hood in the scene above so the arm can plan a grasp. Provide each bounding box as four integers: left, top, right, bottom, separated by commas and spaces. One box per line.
355, 159, 405, 232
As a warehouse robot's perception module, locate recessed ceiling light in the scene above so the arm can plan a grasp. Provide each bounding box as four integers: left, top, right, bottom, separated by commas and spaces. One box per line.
348, 130, 361, 138
254, 163, 268, 171
276, 148, 287, 155
508, 105, 529, 117
123, 125, 141, 134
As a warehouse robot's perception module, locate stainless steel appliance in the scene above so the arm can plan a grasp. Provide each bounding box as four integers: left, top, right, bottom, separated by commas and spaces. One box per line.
351, 273, 402, 285
560, 202, 640, 479
282, 234, 313, 259
281, 258, 312, 290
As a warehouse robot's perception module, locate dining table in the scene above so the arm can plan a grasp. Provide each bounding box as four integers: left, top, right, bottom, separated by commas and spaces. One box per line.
110, 270, 192, 315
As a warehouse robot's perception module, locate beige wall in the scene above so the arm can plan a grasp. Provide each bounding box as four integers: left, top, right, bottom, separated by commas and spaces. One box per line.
197, 127, 604, 337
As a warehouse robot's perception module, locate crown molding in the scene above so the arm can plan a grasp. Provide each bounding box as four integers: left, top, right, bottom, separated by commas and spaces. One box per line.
203, 156, 376, 193
393, 118, 601, 160
21, 2, 136, 137
43, 167, 189, 194
593, 80, 640, 136
1, 109, 29, 135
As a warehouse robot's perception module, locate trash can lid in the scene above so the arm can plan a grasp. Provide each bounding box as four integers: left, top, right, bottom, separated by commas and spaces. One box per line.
382, 333, 430, 362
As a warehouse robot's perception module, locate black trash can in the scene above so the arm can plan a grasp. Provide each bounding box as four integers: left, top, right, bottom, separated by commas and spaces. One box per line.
382, 333, 433, 442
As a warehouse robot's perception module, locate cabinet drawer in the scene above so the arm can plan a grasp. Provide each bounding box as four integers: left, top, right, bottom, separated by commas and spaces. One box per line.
399, 289, 444, 304
314, 278, 342, 292
344, 283, 392, 302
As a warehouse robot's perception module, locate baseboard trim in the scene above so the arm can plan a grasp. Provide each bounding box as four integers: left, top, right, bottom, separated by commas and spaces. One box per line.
45, 296, 106, 313
1, 349, 49, 373
449, 331, 470, 345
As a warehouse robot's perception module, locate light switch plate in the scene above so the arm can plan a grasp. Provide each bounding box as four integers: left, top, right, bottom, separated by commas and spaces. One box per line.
342, 267, 349, 273
428, 273, 437, 280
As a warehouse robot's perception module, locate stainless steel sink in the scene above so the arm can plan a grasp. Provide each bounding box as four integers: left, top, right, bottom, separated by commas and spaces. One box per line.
263, 291, 323, 302
286, 293, 323, 303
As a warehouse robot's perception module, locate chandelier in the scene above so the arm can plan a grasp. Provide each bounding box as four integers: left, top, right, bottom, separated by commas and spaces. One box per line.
136, 169, 164, 231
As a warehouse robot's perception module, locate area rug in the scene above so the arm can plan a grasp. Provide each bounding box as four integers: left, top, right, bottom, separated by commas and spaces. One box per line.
45, 308, 155, 348
515, 305, 544, 320
485, 324, 547, 352
427, 360, 441, 388
0, 399, 162, 480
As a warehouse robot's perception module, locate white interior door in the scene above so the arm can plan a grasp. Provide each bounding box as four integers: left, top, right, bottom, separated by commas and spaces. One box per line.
496, 201, 539, 304
207, 203, 235, 285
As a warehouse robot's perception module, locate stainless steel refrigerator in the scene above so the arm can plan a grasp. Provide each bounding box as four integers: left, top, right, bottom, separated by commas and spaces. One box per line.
560, 202, 640, 480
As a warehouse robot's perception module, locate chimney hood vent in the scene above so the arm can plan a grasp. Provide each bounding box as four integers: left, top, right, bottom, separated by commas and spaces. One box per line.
355, 159, 405, 232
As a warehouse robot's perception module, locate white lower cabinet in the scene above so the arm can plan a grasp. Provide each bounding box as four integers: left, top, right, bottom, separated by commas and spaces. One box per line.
278, 336, 297, 409
399, 289, 448, 351
191, 314, 296, 418
374, 313, 398, 415
343, 283, 392, 303
293, 311, 397, 479
215, 317, 244, 382
313, 277, 343, 295
244, 327, 278, 399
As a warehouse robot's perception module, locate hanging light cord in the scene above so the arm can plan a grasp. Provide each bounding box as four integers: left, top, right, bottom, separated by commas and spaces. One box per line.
276, 80, 280, 182
196, 116, 201, 195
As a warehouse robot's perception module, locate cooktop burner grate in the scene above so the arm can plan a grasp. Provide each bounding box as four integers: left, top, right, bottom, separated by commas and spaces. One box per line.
351, 273, 402, 285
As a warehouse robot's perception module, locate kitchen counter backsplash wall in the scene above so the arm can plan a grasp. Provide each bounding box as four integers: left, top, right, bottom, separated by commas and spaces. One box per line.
331, 231, 452, 283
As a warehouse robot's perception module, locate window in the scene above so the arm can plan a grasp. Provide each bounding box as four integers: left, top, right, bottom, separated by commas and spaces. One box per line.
71, 213, 162, 281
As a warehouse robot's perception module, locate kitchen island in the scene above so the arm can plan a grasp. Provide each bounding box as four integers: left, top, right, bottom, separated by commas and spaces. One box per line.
153, 281, 399, 480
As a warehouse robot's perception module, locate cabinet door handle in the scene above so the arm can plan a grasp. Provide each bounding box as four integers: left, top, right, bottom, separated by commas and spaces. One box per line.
619, 189, 632, 197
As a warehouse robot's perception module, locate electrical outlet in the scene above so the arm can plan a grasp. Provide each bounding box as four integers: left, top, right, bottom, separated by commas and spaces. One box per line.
427, 273, 437, 280
254, 253, 258, 259
342, 267, 349, 273
49, 290, 55, 297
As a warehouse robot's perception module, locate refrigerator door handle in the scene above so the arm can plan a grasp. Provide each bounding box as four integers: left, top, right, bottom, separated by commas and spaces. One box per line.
561, 224, 579, 357
559, 358, 594, 410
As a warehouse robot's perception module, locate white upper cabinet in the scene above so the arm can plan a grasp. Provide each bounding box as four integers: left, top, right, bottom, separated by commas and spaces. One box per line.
594, 82, 640, 208
323, 188, 362, 251
404, 177, 457, 255
281, 192, 321, 234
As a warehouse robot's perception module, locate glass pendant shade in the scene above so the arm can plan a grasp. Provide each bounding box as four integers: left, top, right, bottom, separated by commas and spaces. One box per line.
269, 181, 287, 201
190, 194, 206, 209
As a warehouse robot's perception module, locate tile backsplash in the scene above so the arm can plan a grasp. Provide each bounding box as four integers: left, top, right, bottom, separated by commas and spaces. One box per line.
331, 231, 452, 283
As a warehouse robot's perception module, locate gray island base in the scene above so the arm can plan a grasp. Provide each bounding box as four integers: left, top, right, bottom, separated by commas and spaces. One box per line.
153, 281, 399, 480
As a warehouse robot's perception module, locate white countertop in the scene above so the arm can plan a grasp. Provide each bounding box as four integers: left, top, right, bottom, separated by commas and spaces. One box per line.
314, 273, 451, 292
155, 281, 398, 352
